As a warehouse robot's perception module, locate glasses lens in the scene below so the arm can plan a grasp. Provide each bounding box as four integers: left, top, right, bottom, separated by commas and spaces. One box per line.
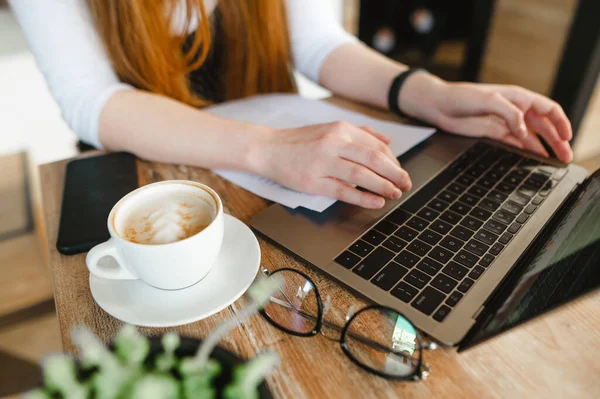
343, 308, 419, 378
262, 270, 320, 335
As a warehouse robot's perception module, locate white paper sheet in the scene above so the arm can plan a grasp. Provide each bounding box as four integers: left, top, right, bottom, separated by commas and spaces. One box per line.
207, 94, 435, 212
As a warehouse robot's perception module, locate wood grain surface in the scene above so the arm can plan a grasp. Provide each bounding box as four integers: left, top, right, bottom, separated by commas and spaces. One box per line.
39, 98, 600, 399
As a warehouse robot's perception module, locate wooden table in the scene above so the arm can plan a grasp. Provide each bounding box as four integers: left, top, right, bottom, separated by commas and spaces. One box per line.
40, 98, 600, 399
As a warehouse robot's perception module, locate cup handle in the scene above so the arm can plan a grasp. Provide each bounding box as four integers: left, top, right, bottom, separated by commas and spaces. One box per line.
86, 239, 138, 280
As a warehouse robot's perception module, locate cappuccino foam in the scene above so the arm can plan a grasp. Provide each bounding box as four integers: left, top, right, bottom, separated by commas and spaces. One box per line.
114, 183, 215, 245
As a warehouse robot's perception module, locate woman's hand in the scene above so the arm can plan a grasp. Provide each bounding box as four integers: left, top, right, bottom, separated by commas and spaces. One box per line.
400, 72, 574, 163
252, 121, 412, 209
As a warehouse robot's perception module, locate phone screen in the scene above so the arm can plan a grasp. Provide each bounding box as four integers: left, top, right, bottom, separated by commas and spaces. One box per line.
56, 152, 138, 255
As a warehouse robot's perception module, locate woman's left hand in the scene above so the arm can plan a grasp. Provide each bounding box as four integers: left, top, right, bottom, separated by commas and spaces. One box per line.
401, 73, 574, 163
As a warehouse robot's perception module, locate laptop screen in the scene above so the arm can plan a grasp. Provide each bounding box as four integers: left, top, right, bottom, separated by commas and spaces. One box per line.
461, 169, 600, 349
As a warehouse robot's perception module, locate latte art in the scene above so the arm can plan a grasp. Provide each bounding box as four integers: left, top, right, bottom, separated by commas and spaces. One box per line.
114, 183, 215, 245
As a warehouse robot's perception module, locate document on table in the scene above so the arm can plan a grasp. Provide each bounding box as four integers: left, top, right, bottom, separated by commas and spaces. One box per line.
207, 94, 436, 212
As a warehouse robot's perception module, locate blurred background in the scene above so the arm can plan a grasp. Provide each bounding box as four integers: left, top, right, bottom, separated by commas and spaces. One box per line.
1, 0, 599, 396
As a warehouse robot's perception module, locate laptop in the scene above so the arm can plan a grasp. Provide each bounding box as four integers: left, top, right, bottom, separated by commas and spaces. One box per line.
250, 132, 600, 349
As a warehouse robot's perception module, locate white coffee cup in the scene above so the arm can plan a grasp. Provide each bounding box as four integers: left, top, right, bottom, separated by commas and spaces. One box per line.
86, 180, 224, 290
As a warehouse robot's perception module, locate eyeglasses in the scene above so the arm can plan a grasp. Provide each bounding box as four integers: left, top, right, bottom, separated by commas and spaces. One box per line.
258, 268, 437, 381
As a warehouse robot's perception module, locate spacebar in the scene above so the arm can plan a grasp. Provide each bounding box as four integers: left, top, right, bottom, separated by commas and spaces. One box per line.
400, 167, 456, 214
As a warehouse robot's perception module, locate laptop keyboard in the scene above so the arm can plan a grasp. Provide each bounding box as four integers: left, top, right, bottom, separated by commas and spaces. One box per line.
334, 142, 568, 323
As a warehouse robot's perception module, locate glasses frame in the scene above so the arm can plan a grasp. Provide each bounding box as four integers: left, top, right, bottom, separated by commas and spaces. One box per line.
258, 267, 429, 381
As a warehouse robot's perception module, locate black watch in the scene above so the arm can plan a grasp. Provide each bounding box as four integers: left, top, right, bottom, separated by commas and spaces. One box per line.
387, 68, 425, 118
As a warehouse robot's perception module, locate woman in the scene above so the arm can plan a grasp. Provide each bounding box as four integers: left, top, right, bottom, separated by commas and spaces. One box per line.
11, 0, 573, 209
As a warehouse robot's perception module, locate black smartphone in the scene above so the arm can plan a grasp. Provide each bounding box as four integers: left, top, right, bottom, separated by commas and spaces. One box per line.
56, 152, 139, 255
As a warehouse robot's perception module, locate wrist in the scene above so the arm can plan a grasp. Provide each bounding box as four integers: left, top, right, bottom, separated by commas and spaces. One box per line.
398, 71, 448, 123
244, 125, 277, 176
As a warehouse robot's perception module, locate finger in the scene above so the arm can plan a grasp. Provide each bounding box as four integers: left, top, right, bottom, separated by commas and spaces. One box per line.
477, 91, 528, 139
497, 133, 525, 149
520, 131, 550, 158
360, 125, 391, 145
350, 126, 401, 166
317, 177, 385, 209
339, 143, 412, 191
525, 113, 573, 163
488, 86, 573, 141
437, 114, 511, 141
332, 159, 402, 199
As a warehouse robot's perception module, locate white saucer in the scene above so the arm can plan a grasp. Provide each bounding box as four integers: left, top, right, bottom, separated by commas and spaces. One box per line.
89, 214, 260, 327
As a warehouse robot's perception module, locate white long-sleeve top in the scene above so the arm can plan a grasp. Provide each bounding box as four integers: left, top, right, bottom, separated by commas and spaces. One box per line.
9, 0, 356, 148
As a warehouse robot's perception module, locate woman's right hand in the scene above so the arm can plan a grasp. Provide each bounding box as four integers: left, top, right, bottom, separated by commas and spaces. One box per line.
253, 121, 412, 209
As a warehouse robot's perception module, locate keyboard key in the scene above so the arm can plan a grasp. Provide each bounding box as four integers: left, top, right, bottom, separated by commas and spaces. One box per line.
439, 190, 458, 203
400, 168, 456, 213
335, 251, 360, 269
492, 162, 512, 174
407, 216, 429, 231
477, 177, 495, 189
386, 208, 412, 226
428, 198, 450, 213
419, 229, 442, 246
510, 192, 530, 206
431, 219, 452, 235
499, 232, 513, 244
416, 257, 444, 276
496, 182, 516, 194
540, 180, 556, 196
484, 219, 507, 235
518, 186, 537, 198
349, 240, 375, 257
411, 286, 445, 315
442, 261, 469, 281
404, 269, 431, 289
512, 167, 530, 178
479, 253, 495, 268
440, 236, 464, 252
433, 305, 452, 322
470, 206, 492, 221
429, 246, 454, 264
487, 190, 508, 204
524, 204, 537, 215
408, 240, 432, 257
516, 213, 529, 224
440, 210, 462, 225
396, 226, 419, 242
480, 199, 500, 212
450, 225, 474, 241
503, 174, 523, 186
445, 291, 463, 307
431, 274, 458, 294
455, 250, 478, 268
447, 183, 467, 195
457, 175, 475, 186
374, 220, 398, 235
353, 247, 395, 279
459, 193, 479, 207
391, 282, 419, 303
395, 250, 419, 268
469, 266, 485, 280
508, 222, 521, 234
474, 229, 498, 245
450, 202, 472, 216
372, 262, 409, 291
382, 236, 408, 253
494, 210, 515, 225
486, 169, 504, 181
457, 278, 475, 293
362, 229, 386, 246
489, 242, 505, 256
461, 215, 483, 231
465, 239, 489, 256
532, 196, 545, 206
502, 201, 523, 215
418, 207, 440, 222
468, 185, 488, 198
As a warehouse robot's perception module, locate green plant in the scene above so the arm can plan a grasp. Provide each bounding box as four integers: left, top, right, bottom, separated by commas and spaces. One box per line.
24, 277, 282, 399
